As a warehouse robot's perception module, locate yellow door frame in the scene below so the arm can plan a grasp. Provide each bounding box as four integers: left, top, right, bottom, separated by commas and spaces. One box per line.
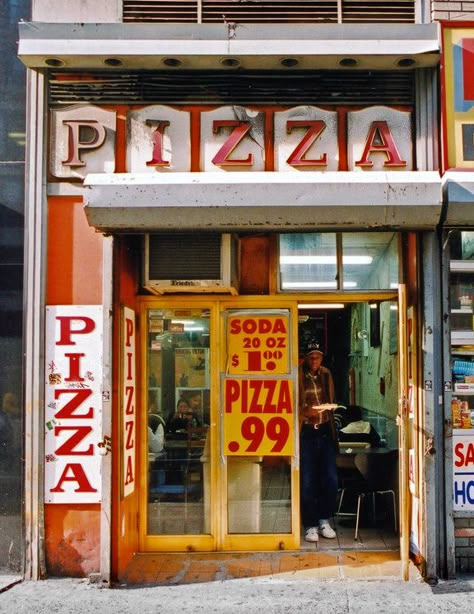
137, 292, 401, 553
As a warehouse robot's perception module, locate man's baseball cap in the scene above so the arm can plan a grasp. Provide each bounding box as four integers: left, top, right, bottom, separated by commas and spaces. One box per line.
305, 340, 324, 356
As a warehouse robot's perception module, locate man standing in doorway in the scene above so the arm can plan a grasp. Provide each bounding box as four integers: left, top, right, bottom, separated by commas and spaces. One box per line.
298, 340, 338, 542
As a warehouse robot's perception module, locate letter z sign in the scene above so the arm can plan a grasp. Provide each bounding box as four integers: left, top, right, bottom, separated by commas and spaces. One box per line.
45, 306, 103, 503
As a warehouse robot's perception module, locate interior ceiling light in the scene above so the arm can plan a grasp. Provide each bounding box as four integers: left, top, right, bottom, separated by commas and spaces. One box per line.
45, 58, 65, 67
280, 255, 373, 265
280, 57, 299, 67
162, 57, 182, 67
298, 304, 345, 310
282, 281, 358, 289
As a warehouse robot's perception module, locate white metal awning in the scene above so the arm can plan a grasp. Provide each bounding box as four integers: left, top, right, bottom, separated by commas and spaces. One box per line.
443, 172, 474, 226
83, 171, 443, 232
17, 22, 439, 71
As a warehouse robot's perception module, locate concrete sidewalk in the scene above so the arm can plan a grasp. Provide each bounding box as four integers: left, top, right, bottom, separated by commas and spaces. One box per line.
1, 573, 474, 614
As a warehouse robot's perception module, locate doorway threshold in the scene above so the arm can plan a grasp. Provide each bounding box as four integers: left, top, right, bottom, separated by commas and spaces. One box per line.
119, 549, 419, 586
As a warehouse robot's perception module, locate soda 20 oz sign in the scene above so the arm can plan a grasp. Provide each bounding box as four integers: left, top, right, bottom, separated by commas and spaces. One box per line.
45, 306, 103, 503
223, 310, 294, 456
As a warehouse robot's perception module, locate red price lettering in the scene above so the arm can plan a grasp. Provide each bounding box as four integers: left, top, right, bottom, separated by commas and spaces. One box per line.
241, 417, 265, 451
241, 416, 290, 453
242, 337, 261, 348
267, 417, 290, 452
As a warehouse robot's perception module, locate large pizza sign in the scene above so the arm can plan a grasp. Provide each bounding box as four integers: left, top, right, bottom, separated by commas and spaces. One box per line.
45, 306, 103, 503
50, 104, 413, 179
223, 310, 294, 456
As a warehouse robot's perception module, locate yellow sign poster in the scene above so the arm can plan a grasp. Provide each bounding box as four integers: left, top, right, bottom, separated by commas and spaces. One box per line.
227, 313, 290, 375
223, 378, 294, 456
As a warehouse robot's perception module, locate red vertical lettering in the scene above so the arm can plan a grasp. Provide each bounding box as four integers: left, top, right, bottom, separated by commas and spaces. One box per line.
124, 386, 135, 415
64, 353, 86, 382
56, 316, 96, 345
125, 317, 134, 346
125, 420, 134, 449
126, 352, 134, 381
54, 426, 94, 455
355, 121, 407, 168
124, 456, 134, 485
145, 120, 171, 167
62, 120, 106, 167
50, 463, 98, 493
212, 121, 253, 166
54, 389, 94, 419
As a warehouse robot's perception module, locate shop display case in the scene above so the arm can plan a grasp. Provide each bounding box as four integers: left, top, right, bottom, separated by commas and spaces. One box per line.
449, 233, 474, 430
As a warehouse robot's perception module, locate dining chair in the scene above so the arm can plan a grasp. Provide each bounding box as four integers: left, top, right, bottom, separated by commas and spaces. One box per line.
336, 449, 398, 540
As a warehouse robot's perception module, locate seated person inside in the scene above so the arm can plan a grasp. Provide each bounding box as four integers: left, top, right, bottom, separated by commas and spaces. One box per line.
167, 397, 202, 439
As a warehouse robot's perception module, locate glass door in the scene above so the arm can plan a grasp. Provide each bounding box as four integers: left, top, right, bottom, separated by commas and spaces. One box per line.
220, 307, 299, 551
141, 304, 215, 550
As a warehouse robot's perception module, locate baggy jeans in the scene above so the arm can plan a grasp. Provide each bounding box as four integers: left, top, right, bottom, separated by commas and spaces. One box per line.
300, 424, 338, 529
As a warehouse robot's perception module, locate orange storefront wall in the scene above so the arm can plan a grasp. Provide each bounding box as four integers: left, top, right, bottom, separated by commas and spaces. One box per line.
45, 196, 103, 576
112, 236, 141, 580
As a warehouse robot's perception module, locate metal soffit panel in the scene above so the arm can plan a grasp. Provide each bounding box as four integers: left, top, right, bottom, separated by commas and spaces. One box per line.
48, 70, 415, 105
17, 22, 440, 71
83, 171, 443, 232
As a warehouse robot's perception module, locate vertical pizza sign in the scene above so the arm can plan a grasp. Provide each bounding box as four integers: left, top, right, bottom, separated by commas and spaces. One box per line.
223, 310, 294, 456
122, 306, 136, 497
45, 306, 103, 503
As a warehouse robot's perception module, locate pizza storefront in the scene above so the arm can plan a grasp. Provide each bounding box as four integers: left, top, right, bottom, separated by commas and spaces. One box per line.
33, 71, 441, 581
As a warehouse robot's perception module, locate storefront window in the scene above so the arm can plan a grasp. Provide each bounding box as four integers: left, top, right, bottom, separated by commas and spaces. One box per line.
227, 456, 291, 534
448, 231, 474, 512
342, 232, 398, 290
279, 232, 399, 291
146, 309, 211, 535
279, 233, 337, 290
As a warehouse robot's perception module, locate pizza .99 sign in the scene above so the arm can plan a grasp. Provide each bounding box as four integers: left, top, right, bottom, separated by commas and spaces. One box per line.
223, 377, 294, 456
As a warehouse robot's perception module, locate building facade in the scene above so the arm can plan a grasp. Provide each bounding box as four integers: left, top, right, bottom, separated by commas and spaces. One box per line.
0, 0, 30, 577
13, 0, 474, 583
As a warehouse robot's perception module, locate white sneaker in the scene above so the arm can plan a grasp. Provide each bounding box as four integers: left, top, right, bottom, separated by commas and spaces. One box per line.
304, 527, 319, 542
319, 522, 336, 539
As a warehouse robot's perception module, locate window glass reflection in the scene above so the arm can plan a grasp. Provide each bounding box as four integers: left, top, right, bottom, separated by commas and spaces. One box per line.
147, 309, 211, 535
279, 232, 398, 292
342, 232, 398, 290
279, 233, 337, 291
227, 456, 292, 534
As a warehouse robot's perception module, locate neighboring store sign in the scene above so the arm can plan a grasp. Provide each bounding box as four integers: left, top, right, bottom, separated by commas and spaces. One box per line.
223, 310, 294, 456
442, 24, 474, 169
45, 306, 103, 503
122, 307, 136, 498
50, 104, 413, 179
453, 431, 474, 510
